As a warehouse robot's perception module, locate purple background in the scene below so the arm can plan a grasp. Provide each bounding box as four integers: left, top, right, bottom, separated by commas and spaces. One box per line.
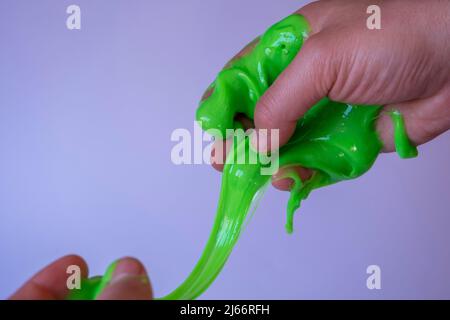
1, 0, 450, 299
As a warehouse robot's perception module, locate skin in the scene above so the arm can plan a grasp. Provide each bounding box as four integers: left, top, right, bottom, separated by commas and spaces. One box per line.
211, 0, 450, 190
9, 0, 450, 300
9, 255, 153, 300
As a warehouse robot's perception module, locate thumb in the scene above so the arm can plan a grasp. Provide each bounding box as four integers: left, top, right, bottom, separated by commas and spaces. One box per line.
254, 32, 335, 151
97, 258, 153, 300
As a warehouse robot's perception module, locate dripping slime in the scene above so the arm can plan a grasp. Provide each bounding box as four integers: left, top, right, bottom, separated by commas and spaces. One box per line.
67, 14, 417, 300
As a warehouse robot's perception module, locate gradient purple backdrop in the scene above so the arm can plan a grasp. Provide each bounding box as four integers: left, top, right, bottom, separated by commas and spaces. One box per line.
1, 0, 450, 299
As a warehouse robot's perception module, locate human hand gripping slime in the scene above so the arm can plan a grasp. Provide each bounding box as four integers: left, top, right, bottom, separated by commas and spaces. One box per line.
67, 14, 417, 300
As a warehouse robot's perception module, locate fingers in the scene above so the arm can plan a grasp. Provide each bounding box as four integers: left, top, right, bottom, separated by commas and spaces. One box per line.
205, 3, 336, 153
10, 255, 154, 300
210, 114, 254, 172
97, 257, 153, 300
272, 166, 314, 191
253, 31, 335, 151
212, 138, 316, 191
270, 87, 450, 192
9, 255, 88, 300
251, 0, 356, 151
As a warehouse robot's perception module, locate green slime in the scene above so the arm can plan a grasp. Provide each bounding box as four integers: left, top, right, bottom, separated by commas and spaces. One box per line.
67, 261, 117, 300
67, 14, 417, 300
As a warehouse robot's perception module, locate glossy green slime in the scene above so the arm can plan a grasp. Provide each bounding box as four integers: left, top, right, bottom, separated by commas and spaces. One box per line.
67, 261, 117, 300
67, 14, 417, 300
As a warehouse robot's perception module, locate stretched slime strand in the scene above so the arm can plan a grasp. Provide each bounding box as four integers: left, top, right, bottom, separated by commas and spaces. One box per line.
67, 14, 417, 300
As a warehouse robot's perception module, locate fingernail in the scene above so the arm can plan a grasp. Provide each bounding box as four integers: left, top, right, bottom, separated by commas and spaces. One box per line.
110, 259, 145, 284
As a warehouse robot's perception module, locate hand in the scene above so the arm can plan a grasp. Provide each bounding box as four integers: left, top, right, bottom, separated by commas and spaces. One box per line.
210, 0, 450, 190
9, 255, 153, 300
